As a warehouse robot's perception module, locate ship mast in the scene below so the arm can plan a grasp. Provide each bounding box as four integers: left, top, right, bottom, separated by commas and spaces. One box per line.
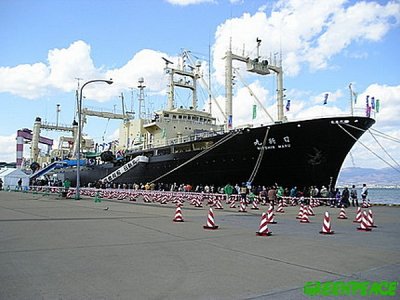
224, 38, 285, 130
137, 77, 146, 119
163, 51, 200, 111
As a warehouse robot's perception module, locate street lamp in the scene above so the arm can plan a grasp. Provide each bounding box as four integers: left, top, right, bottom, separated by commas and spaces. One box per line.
75, 79, 113, 200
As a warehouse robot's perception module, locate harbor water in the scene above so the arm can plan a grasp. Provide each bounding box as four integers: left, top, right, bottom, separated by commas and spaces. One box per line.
365, 188, 399, 205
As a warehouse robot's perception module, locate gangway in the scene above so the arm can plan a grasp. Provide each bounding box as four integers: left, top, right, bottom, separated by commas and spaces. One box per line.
101, 156, 149, 183
29, 161, 68, 180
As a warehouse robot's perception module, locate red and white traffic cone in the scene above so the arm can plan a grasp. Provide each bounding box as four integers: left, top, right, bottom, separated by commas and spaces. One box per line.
229, 199, 236, 208
256, 213, 272, 236
276, 202, 284, 213
300, 210, 310, 223
143, 194, 150, 203
296, 205, 304, 219
353, 207, 362, 223
195, 199, 203, 207
337, 207, 348, 219
251, 200, 259, 210
307, 205, 315, 216
266, 205, 277, 224
203, 208, 219, 230
238, 200, 247, 212
215, 199, 224, 209
357, 211, 372, 231
368, 209, 377, 228
173, 206, 184, 222
319, 212, 334, 234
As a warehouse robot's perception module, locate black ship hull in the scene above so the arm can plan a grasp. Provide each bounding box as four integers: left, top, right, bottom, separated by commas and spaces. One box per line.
60, 116, 375, 189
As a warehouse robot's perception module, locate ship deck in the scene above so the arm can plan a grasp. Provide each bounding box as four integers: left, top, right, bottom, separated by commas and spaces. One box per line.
0, 191, 398, 299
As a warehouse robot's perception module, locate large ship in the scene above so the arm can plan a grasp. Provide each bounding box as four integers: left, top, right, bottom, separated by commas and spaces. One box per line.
35, 43, 375, 190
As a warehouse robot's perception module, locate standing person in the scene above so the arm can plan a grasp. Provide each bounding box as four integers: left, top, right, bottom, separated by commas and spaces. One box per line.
341, 187, 350, 208
259, 187, 268, 204
361, 183, 368, 204
239, 183, 248, 202
320, 186, 329, 198
267, 186, 277, 207
223, 183, 234, 201
63, 179, 71, 190
350, 185, 358, 207
17, 178, 22, 190
276, 186, 284, 204
331, 188, 340, 208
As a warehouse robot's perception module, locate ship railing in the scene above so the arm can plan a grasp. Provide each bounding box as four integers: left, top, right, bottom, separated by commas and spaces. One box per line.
150, 130, 226, 148
287, 110, 374, 123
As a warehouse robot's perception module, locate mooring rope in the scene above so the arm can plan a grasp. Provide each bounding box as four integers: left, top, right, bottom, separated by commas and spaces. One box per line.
247, 127, 270, 183
343, 123, 400, 169
338, 123, 400, 173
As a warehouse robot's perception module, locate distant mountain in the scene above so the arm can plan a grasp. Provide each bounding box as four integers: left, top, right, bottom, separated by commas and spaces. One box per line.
337, 167, 400, 187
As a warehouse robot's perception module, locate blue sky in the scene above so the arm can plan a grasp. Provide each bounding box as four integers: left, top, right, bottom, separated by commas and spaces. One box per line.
1, 0, 399, 171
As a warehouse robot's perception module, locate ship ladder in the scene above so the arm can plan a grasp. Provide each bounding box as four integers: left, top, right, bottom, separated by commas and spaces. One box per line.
247, 127, 270, 184
149, 130, 240, 184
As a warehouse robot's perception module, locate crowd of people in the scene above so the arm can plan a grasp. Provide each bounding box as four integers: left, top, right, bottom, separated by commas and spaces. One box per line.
83, 181, 369, 208
27, 175, 369, 208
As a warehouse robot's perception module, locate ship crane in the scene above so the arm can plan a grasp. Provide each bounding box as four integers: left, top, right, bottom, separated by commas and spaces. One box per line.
40, 120, 79, 157
79, 105, 134, 154
224, 38, 285, 130
163, 52, 201, 110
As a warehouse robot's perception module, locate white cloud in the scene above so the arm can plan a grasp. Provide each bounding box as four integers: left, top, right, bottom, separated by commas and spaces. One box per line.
0, 63, 49, 99
0, 134, 17, 163
211, 0, 400, 82
211, 79, 273, 126
356, 84, 400, 128
0, 41, 176, 103
48, 40, 98, 92
106, 49, 173, 98
165, 0, 214, 6
311, 90, 343, 105
307, 1, 400, 69
0, 41, 104, 100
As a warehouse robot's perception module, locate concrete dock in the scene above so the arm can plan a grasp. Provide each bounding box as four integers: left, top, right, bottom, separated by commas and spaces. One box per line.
0, 191, 399, 299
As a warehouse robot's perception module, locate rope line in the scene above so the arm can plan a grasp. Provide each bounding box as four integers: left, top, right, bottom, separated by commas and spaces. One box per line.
368, 130, 400, 169
247, 127, 270, 183
344, 123, 400, 143
343, 123, 400, 168
338, 124, 400, 173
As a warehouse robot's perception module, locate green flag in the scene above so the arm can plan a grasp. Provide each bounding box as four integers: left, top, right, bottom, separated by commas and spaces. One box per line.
252, 104, 257, 120
375, 99, 380, 113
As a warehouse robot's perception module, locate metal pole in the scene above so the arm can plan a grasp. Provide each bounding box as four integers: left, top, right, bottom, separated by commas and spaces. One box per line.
75, 79, 113, 200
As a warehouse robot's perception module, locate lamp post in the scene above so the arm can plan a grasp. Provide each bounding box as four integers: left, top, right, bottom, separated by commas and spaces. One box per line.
75, 79, 113, 200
